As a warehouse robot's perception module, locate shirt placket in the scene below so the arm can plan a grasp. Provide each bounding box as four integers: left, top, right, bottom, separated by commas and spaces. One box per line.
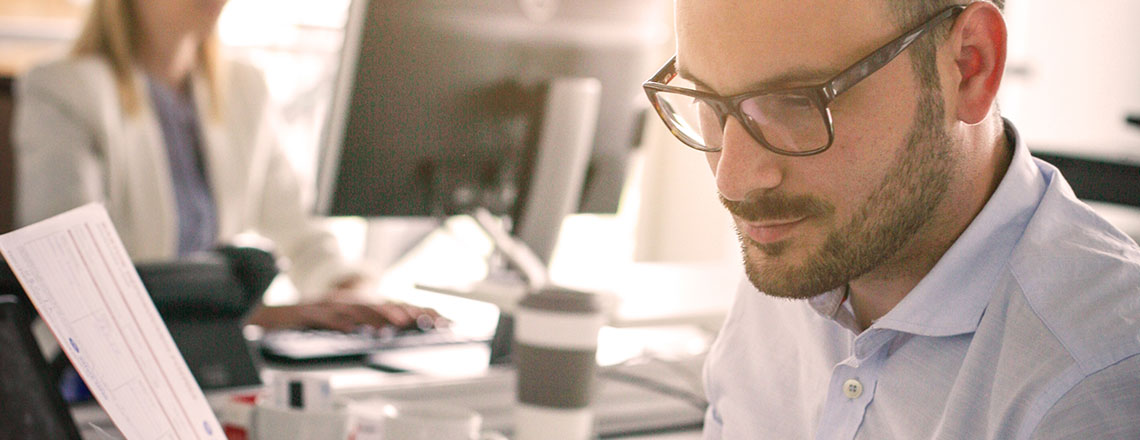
814, 329, 894, 440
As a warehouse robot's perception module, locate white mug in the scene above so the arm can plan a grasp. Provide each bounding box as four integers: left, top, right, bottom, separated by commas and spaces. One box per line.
252, 400, 348, 440
349, 399, 505, 440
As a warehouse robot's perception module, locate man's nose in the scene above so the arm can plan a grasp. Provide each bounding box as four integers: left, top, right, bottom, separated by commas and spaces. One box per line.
709, 117, 785, 203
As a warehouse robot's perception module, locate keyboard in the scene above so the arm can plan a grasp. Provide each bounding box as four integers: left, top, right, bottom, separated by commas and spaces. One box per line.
337, 354, 708, 438
258, 327, 486, 363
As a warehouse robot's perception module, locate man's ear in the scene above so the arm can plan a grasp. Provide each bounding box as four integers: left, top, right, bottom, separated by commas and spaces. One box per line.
945, 2, 1007, 124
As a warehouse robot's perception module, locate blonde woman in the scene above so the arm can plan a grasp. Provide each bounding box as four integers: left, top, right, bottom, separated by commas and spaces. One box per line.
13, 0, 435, 331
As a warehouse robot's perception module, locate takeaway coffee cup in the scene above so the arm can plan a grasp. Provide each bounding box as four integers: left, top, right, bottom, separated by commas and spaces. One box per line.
512, 286, 605, 440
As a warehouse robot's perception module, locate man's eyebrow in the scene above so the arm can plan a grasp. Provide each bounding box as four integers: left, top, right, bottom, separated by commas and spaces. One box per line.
677, 63, 836, 95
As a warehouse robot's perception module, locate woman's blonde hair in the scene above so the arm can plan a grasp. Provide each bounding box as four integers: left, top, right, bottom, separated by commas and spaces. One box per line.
70, 0, 223, 118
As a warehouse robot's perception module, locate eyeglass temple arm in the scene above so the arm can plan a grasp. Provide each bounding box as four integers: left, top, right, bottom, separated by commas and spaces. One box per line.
826, 5, 966, 100
649, 55, 678, 84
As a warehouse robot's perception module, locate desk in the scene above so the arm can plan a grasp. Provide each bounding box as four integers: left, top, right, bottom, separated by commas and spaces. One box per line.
59, 218, 720, 438
624, 431, 701, 439
71, 333, 708, 439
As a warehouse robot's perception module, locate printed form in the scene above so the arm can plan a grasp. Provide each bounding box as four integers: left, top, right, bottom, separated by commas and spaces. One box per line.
0, 204, 225, 440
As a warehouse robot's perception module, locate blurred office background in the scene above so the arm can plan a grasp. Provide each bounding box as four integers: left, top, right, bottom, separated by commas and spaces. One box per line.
1, 0, 1137, 308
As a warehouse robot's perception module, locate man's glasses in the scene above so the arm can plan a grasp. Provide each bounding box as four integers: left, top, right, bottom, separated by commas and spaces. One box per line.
642, 5, 966, 156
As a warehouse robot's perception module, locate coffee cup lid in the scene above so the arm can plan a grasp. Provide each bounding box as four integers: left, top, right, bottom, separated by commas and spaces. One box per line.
519, 286, 600, 313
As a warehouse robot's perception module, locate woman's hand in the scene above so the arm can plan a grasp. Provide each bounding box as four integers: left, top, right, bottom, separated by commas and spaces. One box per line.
246, 301, 444, 333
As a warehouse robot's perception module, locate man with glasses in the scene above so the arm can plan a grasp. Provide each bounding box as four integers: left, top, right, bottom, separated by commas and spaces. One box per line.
644, 0, 1140, 438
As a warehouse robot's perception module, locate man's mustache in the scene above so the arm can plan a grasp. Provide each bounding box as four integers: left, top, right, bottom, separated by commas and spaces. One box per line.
720, 193, 834, 222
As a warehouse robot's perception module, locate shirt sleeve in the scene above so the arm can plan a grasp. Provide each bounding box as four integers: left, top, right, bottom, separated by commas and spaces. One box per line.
13, 66, 105, 227
229, 64, 370, 301
253, 129, 366, 301
1030, 353, 1140, 439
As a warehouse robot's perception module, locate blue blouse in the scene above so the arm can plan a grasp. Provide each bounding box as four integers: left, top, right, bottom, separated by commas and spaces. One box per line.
146, 76, 218, 256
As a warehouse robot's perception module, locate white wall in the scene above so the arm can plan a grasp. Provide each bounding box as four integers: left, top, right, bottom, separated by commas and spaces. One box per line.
628, 4, 740, 263
999, 0, 1140, 159
631, 119, 740, 263
999, 0, 1140, 241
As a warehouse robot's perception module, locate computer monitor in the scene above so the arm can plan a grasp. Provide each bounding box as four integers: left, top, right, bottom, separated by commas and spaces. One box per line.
315, 0, 665, 267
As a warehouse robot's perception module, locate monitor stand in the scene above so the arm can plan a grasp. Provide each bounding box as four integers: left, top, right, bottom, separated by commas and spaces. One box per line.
429, 76, 604, 311
414, 206, 548, 314
412, 207, 551, 366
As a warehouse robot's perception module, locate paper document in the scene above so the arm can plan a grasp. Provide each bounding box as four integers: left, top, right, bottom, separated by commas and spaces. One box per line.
0, 204, 225, 440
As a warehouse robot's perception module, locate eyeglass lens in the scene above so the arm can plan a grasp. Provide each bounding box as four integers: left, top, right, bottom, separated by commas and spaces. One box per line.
652, 80, 829, 153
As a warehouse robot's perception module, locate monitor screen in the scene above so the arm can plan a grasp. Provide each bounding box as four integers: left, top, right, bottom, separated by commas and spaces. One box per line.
315, 0, 667, 258
0, 295, 82, 440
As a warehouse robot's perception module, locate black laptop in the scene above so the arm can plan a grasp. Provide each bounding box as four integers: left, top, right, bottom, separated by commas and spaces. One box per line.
0, 247, 270, 403
0, 295, 83, 440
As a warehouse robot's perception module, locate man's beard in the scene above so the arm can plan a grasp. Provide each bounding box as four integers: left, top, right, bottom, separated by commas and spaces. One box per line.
726, 90, 956, 299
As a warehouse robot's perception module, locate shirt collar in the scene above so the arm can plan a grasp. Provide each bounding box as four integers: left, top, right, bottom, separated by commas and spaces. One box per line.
145, 74, 198, 122
808, 285, 862, 334
869, 119, 1048, 337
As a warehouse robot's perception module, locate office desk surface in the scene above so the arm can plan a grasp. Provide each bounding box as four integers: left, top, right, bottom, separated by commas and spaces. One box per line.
621, 432, 701, 440
72, 346, 708, 439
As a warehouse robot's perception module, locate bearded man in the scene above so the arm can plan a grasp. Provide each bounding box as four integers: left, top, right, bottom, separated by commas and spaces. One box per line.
642, 0, 1140, 438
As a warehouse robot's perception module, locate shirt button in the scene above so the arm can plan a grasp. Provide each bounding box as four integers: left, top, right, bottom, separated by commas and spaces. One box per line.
843, 379, 863, 399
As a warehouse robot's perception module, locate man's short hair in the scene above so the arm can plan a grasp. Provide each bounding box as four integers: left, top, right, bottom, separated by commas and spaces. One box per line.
884, 0, 1005, 91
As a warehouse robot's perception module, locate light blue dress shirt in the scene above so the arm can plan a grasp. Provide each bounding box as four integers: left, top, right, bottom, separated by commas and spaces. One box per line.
701, 121, 1140, 439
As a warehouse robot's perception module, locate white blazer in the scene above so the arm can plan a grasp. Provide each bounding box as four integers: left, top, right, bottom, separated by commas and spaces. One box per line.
13, 55, 359, 300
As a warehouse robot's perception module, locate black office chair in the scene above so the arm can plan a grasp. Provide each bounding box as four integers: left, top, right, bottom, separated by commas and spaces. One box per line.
137, 246, 278, 390
0, 245, 278, 394
1030, 113, 1140, 209
1032, 151, 1140, 209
